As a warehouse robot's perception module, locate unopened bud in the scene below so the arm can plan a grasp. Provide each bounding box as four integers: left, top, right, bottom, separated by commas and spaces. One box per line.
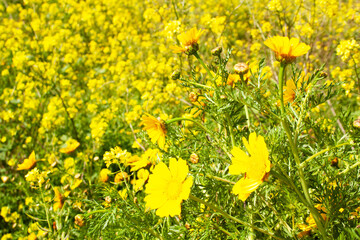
234, 63, 249, 75
105, 196, 112, 203
331, 157, 339, 167
353, 118, 360, 128
189, 92, 198, 102
171, 70, 181, 80
75, 214, 84, 227
319, 71, 328, 78
185, 42, 199, 55
211, 46, 222, 56
114, 172, 128, 183
190, 153, 199, 164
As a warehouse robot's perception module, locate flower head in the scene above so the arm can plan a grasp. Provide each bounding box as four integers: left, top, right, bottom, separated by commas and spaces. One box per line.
141, 115, 167, 149
171, 27, 203, 55
17, 151, 36, 170
60, 139, 80, 154
264, 36, 310, 63
229, 132, 270, 201
144, 158, 193, 217
53, 187, 63, 211
99, 168, 111, 182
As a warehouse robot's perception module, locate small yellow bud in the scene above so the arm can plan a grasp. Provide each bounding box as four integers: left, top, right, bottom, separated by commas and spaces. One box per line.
189, 92, 198, 102
114, 172, 128, 183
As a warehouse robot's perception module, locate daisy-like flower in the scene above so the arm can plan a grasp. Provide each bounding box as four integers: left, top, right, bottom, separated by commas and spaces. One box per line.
144, 158, 193, 217
229, 132, 270, 201
53, 187, 63, 211
171, 27, 203, 55
17, 151, 36, 170
264, 36, 310, 63
59, 139, 80, 154
141, 115, 167, 149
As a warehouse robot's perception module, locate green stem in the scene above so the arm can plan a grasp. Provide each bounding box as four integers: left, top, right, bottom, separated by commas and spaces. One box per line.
300, 143, 351, 169
206, 174, 235, 184
179, 78, 213, 89
40, 188, 52, 231
278, 62, 286, 116
339, 159, 360, 175
225, 113, 235, 148
239, 74, 252, 129
277, 63, 328, 238
257, 192, 294, 238
193, 52, 214, 79
189, 195, 285, 240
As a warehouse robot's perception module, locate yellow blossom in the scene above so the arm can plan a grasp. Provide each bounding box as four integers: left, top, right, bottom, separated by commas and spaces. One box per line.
53, 187, 63, 211
59, 139, 80, 154
99, 168, 111, 182
171, 27, 203, 55
17, 151, 36, 170
141, 115, 167, 149
264, 36, 310, 63
229, 132, 270, 201
144, 158, 193, 217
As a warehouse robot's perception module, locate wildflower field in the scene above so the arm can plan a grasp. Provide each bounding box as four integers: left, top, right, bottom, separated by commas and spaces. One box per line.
1, 0, 360, 239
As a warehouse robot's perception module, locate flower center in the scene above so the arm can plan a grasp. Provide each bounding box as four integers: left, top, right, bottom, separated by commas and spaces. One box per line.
167, 180, 182, 200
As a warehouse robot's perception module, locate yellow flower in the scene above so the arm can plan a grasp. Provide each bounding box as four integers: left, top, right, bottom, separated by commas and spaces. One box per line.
264, 36, 310, 63
53, 187, 63, 211
17, 151, 36, 170
99, 168, 111, 182
141, 115, 167, 149
229, 132, 270, 201
171, 27, 203, 55
144, 158, 193, 217
59, 139, 80, 154
133, 169, 150, 191
283, 79, 297, 104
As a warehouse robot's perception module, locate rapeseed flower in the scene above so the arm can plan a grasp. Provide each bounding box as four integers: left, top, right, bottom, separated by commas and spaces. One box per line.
171, 27, 203, 55
141, 115, 167, 149
264, 36, 310, 63
144, 158, 193, 217
229, 132, 270, 201
17, 151, 36, 170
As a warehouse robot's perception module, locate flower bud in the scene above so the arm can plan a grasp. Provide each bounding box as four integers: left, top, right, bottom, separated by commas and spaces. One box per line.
190, 153, 199, 164
353, 118, 360, 128
211, 46, 222, 56
189, 92, 198, 102
114, 172, 128, 183
319, 71, 328, 78
185, 42, 199, 55
234, 63, 249, 75
75, 214, 84, 227
105, 196, 112, 203
331, 157, 339, 167
171, 70, 180, 80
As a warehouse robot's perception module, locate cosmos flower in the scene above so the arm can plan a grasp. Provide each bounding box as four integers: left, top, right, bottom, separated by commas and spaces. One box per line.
171, 27, 203, 55
17, 151, 36, 171
144, 158, 193, 217
141, 115, 167, 149
229, 132, 270, 201
264, 36, 310, 63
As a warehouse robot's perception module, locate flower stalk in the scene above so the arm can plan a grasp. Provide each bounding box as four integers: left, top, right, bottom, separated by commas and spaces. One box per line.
189, 194, 285, 240
277, 63, 328, 239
